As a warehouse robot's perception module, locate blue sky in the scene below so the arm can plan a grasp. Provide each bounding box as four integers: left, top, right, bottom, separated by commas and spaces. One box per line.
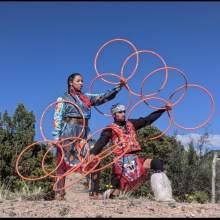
0, 2, 219, 147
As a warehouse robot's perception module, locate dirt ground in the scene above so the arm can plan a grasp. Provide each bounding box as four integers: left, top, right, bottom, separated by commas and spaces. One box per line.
0, 174, 220, 218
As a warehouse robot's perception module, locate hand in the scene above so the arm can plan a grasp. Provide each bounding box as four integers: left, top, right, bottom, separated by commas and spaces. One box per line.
143, 159, 152, 170
89, 153, 96, 161
115, 78, 127, 90
79, 139, 87, 148
165, 102, 172, 111
119, 77, 127, 87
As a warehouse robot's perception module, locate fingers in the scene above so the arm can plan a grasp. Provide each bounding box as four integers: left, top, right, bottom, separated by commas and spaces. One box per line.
119, 77, 127, 87
164, 102, 172, 111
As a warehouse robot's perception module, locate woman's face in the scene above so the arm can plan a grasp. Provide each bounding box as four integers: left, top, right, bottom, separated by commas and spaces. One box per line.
70, 75, 83, 91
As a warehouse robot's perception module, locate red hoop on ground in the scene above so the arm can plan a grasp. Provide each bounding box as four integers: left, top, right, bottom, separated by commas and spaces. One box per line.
94, 38, 139, 85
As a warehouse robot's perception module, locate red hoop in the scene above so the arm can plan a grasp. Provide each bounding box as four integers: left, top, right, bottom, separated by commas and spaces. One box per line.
80, 127, 129, 173
141, 66, 188, 110
120, 50, 168, 97
127, 96, 173, 140
40, 99, 86, 147
173, 83, 215, 130
94, 38, 139, 85
15, 140, 64, 181
53, 154, 100, 192
41, 136, 89, 179
89, 73, 133, 117
82, 142, 130, 174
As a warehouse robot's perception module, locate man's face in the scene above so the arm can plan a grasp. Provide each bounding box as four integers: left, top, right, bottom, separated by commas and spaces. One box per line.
70, 75, 83, 91
114, 111, 126, 122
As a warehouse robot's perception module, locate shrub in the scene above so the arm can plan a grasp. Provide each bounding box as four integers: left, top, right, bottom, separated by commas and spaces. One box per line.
184, 191, 209, 204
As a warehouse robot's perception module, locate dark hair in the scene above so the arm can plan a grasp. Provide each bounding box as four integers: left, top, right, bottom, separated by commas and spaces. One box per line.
150, 158, 164, 172
67, 73, 82, 93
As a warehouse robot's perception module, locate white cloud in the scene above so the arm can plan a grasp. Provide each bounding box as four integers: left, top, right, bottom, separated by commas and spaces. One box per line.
175, 133, 220, 152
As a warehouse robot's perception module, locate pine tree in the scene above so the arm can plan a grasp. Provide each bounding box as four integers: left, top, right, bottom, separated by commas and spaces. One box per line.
0, 104, 55, 200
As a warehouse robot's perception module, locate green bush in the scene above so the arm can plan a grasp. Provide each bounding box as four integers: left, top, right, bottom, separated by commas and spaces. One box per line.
184, 191, 209, 204
0, 104, 55, 200
99, 153, 114, 192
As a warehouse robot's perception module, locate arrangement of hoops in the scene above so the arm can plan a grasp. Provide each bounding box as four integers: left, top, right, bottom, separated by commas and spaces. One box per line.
16, 38, 215, 192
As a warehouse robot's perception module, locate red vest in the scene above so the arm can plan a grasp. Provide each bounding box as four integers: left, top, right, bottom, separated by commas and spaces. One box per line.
107, 121, 141, 156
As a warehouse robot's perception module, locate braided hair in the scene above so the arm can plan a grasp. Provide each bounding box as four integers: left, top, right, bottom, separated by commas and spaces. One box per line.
67, 73, 82, 93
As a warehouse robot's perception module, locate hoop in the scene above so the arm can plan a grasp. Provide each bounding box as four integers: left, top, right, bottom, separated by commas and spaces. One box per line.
89, 73, 133, 117
173, 83, 215, 130
140, 66, 188, 110
40, 99, 86, 147
120, 50, 168, 97
94, 38, 139, 84
127, 96, 173, 140
16, 140, 64, 181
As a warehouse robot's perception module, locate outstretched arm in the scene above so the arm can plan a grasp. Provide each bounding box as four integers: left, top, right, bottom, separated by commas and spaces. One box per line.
129, 103, 172, 130
86, 77, 127, 107
86, 85, 122, 106
90, 128, 113, 155
129, 109, 166, 130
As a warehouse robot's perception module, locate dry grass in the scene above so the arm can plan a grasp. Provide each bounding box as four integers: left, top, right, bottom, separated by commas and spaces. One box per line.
115, 190, 133, 200
0, 182, 45, 201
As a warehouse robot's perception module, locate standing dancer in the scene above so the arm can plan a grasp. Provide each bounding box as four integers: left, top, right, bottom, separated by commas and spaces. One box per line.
52, 73, 125, 200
